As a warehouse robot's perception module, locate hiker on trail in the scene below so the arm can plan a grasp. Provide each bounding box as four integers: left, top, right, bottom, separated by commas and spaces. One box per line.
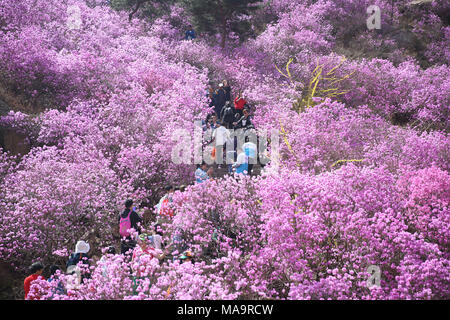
221, 101, 235, 129
66, 241, 90, 270
156, 185, 175, 226
222, 80, 232, 102
234, 91, 247, 119
203, 114, 216, 146
66, 240, 91, 284
243, 135, 258, 175
234, 108, 253, 130
215, 84, 227, 118
24, 262, 45, 300
119, 199, 142, 256
185, 25, 196, 40
208, 87, 217, 110
212, 120, 231, 166
204, 113, 212, 129
233, 147, 249, 175
196, 162, 214, 183
208, 114, 218, 132
132, 234, 172, 271
151, 223, 164, 250
195, 162, 210, 183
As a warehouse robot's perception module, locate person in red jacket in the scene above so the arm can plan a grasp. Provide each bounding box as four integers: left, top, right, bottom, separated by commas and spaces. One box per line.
24, 262, 45, 300
234, 91, 246, 119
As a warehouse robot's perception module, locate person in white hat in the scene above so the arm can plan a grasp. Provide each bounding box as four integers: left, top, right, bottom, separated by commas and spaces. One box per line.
75, 240, 90, 254
66, 240, 91, 285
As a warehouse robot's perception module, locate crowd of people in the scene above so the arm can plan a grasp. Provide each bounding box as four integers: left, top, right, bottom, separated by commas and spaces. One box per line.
196, 80, 265, 182
23, 79, 267, 300
24, 192, 195, 300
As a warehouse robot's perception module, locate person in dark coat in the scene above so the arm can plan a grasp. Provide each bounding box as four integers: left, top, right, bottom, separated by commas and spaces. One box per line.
222, 80, 232, 102
234, 108, 254, 130
208, 87, 217, 110
220, 101, 235, 129
215, 84, 227, 118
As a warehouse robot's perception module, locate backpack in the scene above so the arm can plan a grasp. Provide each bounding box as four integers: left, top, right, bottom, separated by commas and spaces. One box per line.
119, 210, 132, 238
224, 107, 234, 121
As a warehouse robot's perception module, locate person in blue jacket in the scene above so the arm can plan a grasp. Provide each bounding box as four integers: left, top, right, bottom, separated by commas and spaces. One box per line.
185, 25, 196, 40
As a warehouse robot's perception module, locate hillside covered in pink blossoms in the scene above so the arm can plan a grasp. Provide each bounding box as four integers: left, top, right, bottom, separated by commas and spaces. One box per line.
0, 0, 448, 300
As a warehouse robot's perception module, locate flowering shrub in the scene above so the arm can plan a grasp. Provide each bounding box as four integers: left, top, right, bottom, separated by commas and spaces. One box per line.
25, 166, 449, 300
0, 0, 448, 300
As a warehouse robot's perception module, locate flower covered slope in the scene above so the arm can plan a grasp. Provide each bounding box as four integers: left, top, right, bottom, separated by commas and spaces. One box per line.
0, 0, 448, 300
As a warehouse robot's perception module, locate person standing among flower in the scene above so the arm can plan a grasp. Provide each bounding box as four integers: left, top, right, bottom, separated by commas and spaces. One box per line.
222, 80, 232, 102
24, 262, 45, 300
233, 147, 249, 175
215, 84, 227, 118
132, 234, 172, 274
234, 108, 253, 130
243, 135, 258, 175
185, 25, 196, 40
156, 185, 175, 219
195, 162, 210, 183
234, 91, 246, 119
118, 199, 142, 256
212, 121, 231, 167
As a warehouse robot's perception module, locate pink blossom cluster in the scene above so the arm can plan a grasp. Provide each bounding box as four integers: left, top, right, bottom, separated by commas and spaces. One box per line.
27, 167, 449, 299
0, 0, 448, 300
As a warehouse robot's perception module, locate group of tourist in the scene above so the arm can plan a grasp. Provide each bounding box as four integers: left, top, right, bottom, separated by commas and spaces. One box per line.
196, 80, 262, 182
23, 79, 263, 300
24, 192, 193, 300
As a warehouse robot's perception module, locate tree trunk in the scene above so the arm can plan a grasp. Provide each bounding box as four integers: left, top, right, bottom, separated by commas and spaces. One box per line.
129, 0, 149, 22
220, 11, 227, 49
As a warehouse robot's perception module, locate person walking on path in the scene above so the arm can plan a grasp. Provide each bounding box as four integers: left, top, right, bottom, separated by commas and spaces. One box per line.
234, 108, 253, 130
212, 121, 231, 166
221, 102, 235, 129
118, 199, 142, 256
215, 84, 227, 118
243, 136, 258, 175
222, 80, 232, 102
234, 91, 246, 119
233, 148, 249, 175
